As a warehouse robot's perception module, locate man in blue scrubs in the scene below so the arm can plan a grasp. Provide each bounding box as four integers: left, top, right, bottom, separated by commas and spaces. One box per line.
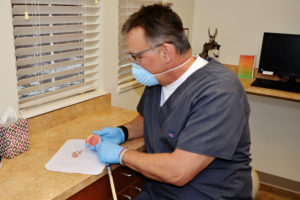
94, 3, 252, 199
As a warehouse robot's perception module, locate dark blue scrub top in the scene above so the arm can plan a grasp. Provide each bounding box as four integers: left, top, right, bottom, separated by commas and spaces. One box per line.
136, 59, 252, 200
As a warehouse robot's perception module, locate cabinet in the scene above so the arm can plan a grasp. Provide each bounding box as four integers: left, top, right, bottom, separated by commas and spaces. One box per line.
113, 167, 145, 200
68, 166, 145, 200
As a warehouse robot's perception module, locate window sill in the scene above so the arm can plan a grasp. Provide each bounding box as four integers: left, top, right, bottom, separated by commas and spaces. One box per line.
20, 89, 107, 119
118, 80, 143, 94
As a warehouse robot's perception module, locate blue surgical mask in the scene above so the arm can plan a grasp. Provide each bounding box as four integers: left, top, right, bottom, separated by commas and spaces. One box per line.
131, 57, 193, 86
132, 63, 159, 86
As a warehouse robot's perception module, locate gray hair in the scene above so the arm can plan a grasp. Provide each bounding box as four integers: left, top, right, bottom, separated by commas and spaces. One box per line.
122, 3, 191, 54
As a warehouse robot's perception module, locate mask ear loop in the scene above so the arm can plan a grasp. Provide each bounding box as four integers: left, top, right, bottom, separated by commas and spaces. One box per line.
153, 56, 193, 77
132, 56, 193, 78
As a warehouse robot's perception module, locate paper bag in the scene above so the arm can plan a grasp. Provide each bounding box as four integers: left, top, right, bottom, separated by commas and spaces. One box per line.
0, 118, 30, 159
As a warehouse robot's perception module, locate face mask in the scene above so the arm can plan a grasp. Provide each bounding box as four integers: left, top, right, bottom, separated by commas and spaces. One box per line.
131, 63, 159, 86
131, 56, 193, 86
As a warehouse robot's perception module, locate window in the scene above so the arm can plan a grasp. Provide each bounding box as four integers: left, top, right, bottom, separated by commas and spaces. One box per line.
118, 0, 161, 93
11, 0, 101, 113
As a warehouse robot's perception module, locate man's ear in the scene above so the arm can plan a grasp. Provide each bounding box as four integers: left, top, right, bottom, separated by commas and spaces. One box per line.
160, 43, 174, 64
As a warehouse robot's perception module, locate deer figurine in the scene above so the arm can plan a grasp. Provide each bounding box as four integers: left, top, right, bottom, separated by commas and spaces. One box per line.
200, 28, 221, 60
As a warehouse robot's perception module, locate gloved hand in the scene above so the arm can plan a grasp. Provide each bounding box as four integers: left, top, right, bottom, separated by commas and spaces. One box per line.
96, 140, 125, 164
93, 127, 125, 144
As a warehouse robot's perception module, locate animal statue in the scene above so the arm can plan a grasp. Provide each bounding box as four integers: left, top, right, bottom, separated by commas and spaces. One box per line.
200, 28, 221, 59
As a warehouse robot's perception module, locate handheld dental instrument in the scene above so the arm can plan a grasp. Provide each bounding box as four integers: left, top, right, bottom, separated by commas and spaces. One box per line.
74, 134, 118, 199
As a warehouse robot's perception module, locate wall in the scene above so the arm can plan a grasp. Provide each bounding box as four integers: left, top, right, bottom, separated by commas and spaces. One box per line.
192, 0, 300, 182
192, 0, 300, 66
248, 95, 300, 182
0, 1, 18, 116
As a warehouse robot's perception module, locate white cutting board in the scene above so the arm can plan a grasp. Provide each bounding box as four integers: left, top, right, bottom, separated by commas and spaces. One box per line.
45, 139, 105, 175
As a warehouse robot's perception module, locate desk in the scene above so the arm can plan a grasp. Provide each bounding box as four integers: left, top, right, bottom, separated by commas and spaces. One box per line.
239, 78, 300, 102
0, 94, 145, 200
225, 64, 300, 102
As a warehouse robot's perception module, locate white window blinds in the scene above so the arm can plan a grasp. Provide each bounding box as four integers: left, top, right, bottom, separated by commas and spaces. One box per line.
11, 0, 101, 110
118, 0, 161, 93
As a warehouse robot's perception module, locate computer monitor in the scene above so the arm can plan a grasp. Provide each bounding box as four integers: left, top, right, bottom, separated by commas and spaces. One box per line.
258, 32, 300, 82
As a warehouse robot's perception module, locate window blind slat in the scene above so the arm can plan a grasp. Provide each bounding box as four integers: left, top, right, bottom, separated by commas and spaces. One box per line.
119, 62, 131, 70
16, 48, 98, 67
119, 63, 132, 69
118, 74, 135, 85
15, 41, 97, 57
119, 51, 130, 61
19, 85, 98, 109
13, 15, 99, 26
18, 71, 97, 95
19, 81, 98, 109
17, 57, 97, 77
119, 59, 132, 68
12, 0, 98, 6
19, 79, 97, 105
14, 32, 99, 46
12, 5, 99, 15
14, 24, 99, 36
117, 80, 141, 93
17, 64, 98, 86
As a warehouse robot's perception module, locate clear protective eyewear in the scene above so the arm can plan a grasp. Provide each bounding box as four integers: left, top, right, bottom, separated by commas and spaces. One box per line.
129, 43, 164, 63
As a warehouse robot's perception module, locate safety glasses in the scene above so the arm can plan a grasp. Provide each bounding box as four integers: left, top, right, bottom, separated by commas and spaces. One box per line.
129, 43, 164, 63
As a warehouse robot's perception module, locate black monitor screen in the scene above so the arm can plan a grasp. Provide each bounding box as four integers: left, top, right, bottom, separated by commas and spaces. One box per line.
258, 32, 300, 78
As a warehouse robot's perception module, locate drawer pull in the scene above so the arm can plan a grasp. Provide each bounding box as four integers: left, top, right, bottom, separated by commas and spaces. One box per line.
121, 172, 135, 177
122, 194, 132, 200
134, 186, 142, 192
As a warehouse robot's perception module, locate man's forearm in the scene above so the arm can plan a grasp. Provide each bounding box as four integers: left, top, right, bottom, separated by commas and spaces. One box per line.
122, 148, 215, 187
122, 150, 178, 184
124, 114, 144, 140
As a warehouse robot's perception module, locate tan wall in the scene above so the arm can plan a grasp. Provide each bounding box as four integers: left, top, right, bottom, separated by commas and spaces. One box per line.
0, 1, 18, 115
192, 0, 300, 66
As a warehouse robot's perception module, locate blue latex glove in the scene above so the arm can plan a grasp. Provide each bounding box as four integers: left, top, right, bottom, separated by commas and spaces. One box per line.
85, 143, 97, 151
96, 141, 125, 164
93, 127, 125, 144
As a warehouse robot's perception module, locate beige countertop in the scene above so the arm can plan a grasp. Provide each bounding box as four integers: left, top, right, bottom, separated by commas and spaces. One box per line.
239, 78, 300, 101
0, 95, 144, 200
225, 64, 300, 102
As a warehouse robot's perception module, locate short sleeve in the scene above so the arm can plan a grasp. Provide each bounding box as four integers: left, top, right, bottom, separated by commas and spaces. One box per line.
177, 82, 250, 160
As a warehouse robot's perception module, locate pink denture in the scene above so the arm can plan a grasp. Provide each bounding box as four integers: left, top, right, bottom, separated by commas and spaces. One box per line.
85, 135, 101, 147
72, 152, 79, 157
